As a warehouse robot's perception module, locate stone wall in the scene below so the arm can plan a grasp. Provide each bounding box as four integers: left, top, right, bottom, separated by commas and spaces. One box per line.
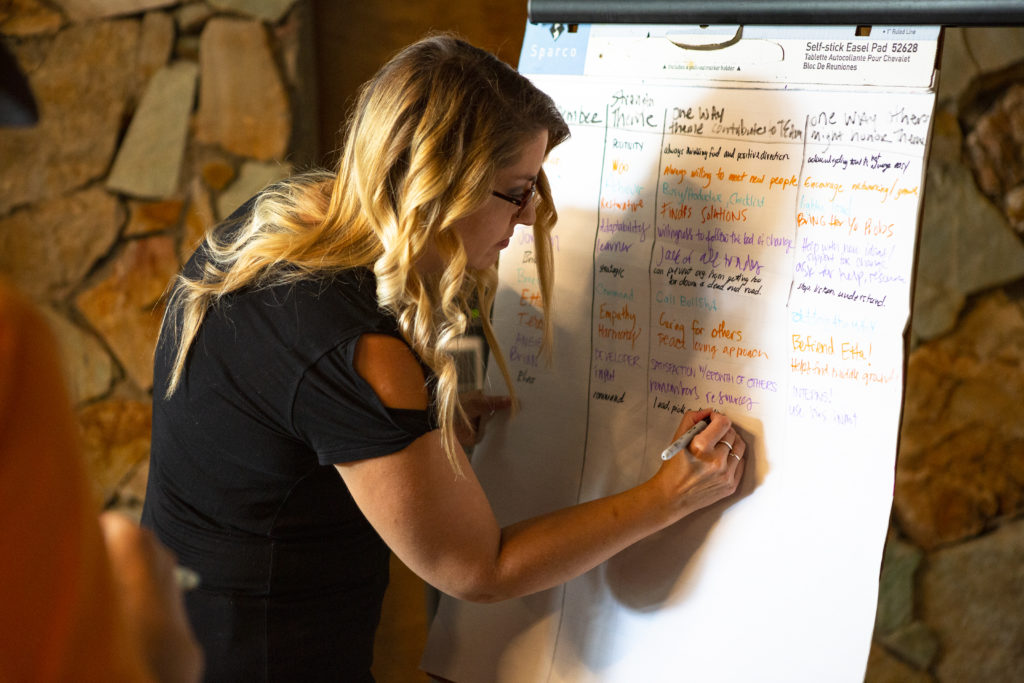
867, 27, 1024, 683
1, 0, 315, 509
1, 4, 1021, 680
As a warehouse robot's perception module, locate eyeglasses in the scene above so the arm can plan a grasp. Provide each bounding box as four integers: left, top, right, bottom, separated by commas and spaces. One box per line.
491, 181, 537, 220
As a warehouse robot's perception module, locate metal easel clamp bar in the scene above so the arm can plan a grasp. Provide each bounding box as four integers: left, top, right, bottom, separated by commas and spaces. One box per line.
528, 0, 1024, 26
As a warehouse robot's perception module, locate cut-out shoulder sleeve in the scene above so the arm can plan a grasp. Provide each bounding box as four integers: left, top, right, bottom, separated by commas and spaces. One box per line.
352, 333, 430, 411
292, 333, 435, 466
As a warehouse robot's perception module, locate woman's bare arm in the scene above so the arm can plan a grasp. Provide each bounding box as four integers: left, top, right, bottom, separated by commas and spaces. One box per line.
336, 334, 744, 602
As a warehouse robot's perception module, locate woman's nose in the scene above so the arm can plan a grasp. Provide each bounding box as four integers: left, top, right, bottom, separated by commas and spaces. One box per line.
516, 198, 538, 226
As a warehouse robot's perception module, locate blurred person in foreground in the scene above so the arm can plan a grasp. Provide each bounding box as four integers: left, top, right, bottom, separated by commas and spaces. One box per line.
0, 280, 202, 681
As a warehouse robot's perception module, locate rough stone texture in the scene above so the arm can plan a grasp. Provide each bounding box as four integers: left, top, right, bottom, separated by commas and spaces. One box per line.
174, 34, 200, 60
0, 0, 311, 569
965, 83, 1024, 235
194, 18, 291, 160
911, 110, 1024, 341
74, 236, 180, 391
921, 520, 1024, 682
54, 0, 176, 21
0, 0, 63, 36
1007, 185, 1024, 233
200, 158, 236, 191
0, 20, 140, 215
0, 187, 123, 302
208, 0, 297, 23
113, 459, 150, 515
935, 29, 976, 107
878, 621, 939, 671
175, 3, 213, 33
962, 27, 1024, 76
874, 535, 922, 635
136, 10, 176, 93
896, 291, 1024, 549
865, 643, 934, 683
125, 199, 185, 237
76, 398, 152, 506
965, 83, 1024, 198
216, 160, 291, 219
37, 306, 116, 404
107, 61, 199, 199
273, 0, 318, 164
181, 179, 215, 262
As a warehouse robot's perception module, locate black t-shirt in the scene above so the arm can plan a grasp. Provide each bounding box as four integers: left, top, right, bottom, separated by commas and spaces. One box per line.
142, 233, 435, 681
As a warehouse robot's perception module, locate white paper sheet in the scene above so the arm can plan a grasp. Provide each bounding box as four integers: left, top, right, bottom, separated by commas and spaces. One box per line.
423, 23, 940, 683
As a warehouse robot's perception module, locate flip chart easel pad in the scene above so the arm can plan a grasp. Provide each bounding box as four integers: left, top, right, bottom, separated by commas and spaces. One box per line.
423, 24, 939, 683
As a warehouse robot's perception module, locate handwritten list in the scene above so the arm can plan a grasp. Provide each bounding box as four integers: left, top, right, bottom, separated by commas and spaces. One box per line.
424, 24, 939, 683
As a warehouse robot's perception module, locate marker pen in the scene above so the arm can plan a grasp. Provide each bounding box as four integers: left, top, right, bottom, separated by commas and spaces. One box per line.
660, 418, 711, 460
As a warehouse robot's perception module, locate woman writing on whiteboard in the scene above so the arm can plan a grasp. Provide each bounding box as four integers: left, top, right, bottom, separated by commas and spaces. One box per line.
142, 34, 746, 680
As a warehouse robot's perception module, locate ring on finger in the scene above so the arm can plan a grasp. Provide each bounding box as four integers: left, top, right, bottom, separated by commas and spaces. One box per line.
717, 439, 734, 451
730, 451, 742, 461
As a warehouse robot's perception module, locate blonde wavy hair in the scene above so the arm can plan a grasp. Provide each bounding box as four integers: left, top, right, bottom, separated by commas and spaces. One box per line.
163, 35, 570, 474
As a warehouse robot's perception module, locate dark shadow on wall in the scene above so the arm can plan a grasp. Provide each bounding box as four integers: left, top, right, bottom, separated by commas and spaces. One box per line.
310, 0, 529, 166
